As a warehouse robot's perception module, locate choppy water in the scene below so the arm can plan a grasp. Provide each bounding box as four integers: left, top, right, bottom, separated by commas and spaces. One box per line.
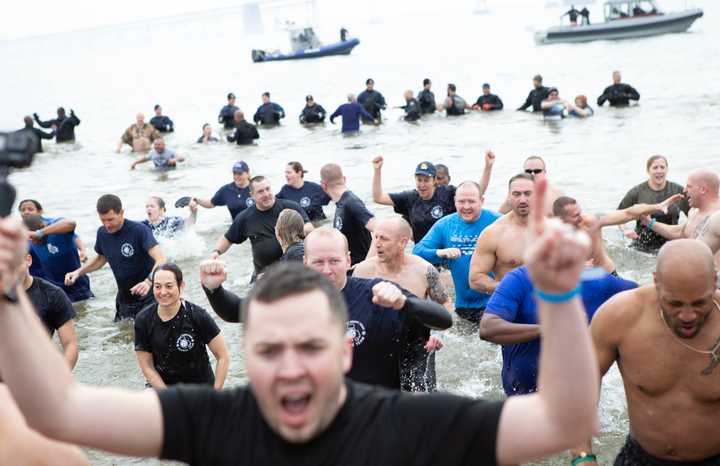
2, 1, 719, 464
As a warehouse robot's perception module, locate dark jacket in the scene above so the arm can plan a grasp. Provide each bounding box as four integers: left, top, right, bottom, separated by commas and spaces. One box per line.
253, 103, 285, 125
299, 104, 327, 124
417, 89, 436, 114
402, 98, 422, 121
218, 104, 239, 129
280, 242, 305, 262
330, 103, 374, 133
34, 112, 80, 142
517, 86, 550, 112
475, 93, 504, 111
227, 121, 259, 145
597, 83, 640, 107
17, 125, 54, 153
357, 90, 387, 122
150, 115, 174, 133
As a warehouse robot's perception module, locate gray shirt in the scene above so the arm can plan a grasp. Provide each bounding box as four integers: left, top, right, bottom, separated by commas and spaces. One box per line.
150, 148, 177, 168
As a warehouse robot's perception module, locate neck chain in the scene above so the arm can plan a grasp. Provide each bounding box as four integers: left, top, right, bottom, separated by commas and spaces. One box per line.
659, 300, 720, 356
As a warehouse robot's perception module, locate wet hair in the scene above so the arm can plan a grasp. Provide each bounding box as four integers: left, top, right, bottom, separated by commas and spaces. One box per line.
249, 175, 268, 193
276, 209, 305, 246
435, 164, 450, 175
18, 199, 42, 212
524, 155, 546, 170
23, 116, 33, 126
148, 196, 166, 211
262, 92, 270, 98
552, 196, 577, 217
202, 123, 211, 130
154, 104, 161, 111
366, 78, 374, 85
57, 107, 66, 115
96, 194, 122, 215
456, 180, 483, 196
287, 161, 307, 177
320, 163, 344, 186
241, 262, 348, 331
646, 155, 668, 171
447, 83, 457, 92
423, 78, 431, 86
22, 214, 45, 232
575, 95, 588, 108
508, 173, 535, 189
152, 263, 183, 286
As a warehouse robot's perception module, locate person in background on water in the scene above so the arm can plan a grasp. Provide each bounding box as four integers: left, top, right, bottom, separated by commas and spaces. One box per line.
134, 263, 229, 390
562, 5, 580, 25
275, 209, 306, 262
597, 71, 640, 107
218, 92, 239, 129
517, 74, 551, 112
196, 123, 219, 144
618, 155, 689, 253
299, 95, 327, 124
65, 194, 165, 321
130, 137, 185, 170
340, 27, 348, 41
227, 111, 259, 145
472, 83, 504, 111
435, 164, 451, 186
443, 84, 471, 116
33, 107, 80, 143
568, 95, 594, 118
18, 199, 89, 265
194, 161, 254, 221
357, 78, 387, 123
399, 90, 421, 122
18, 115, 54, 153
330, 94, 375, 133
580, 7, 590, 24
149, 105, 174, 133
253, 92, 285, 126
541, 88, 569, 118
142, 196, 197, 239
277, 161, 331, 222
117, 113, 161, 153
418, 78, 436, 114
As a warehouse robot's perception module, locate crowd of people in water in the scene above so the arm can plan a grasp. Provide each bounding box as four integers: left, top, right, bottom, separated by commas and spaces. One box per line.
5, 66, 720, 466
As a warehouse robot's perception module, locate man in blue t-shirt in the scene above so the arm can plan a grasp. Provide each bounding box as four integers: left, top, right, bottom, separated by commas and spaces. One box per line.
481, 266, 637, 396
23, 215, 92, 303
65, 194, 165, 321
195, 161, 254, 221
414, 181, 500, 324
329, 94, 374, 133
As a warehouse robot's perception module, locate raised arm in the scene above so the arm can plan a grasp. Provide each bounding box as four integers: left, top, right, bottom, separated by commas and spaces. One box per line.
468, 228, 500, 293
478, 150, 495, 197
200, 260, 242, 323
33, 113, 53, 128
371, 156, 394, 205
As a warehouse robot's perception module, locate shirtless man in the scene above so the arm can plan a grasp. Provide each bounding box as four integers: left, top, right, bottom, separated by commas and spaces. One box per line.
353, 217, 451, 391
499, 156, 562, 215
554, 194, 683, 273
572, 239, 720, 465
470, 174, 534, 294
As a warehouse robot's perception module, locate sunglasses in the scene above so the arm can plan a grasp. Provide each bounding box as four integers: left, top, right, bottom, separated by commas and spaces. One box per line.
525, 169, 544, 175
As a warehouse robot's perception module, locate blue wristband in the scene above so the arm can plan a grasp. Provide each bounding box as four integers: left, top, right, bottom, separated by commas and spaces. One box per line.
535, 284, 582, 303
647, 218, 656, 231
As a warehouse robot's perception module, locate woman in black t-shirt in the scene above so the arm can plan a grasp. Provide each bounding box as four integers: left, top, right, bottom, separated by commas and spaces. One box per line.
134, 263, 229, 389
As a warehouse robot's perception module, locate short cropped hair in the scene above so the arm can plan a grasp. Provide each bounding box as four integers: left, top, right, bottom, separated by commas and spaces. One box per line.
508, 173, 534, 190
552, 196, 577, 217
97, 194, 122, 215
249, 175, 268, 193
18, 199, 42, 212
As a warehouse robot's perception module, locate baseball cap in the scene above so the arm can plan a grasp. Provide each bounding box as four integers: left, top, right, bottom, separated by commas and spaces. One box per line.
227, 92, 236, 99
415, 161, 437, 177
232, 161, 249, 173
305, 95, 314, 101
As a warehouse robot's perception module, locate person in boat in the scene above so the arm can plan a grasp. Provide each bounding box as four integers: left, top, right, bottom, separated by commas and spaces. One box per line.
299, 95, 327, 124
400, 90, 421, 122
33, 107, 80, 143
517, 74, 551, 112
149, 105, 174, 133
330, 94, 375, 133
196, 123, 219, 144
562, 5, 580, 25
632, 5, 646, 16
443, 84, 471, 116
227, 111, 259, 145
253, 92, 285, 126
541, 88, 569, 118
472, 83, 504, 111
218, 92, 239, 129
357, 78, 387, 124
418, 78, 436, 114
568, 95, 594, 118
597, 71, 640, 107
131, 138, 185, 171
580, 7, 590, 25
117, 113, 161, 153
340, 27, 348, 41
142, 196, 197, 239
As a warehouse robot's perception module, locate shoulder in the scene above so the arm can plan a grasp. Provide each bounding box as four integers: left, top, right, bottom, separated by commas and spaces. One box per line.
278, 198, 303, 210
134, 305, 157, 325
352, 258, 378, 278
591, 284, 649, 334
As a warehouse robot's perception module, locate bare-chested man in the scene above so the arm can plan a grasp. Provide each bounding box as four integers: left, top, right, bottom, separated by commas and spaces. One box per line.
470, 174, 534, 294
572, 239, 720, 465
553, 194, 683, 273
499, 156, 562, 215
353, 216, 451, 391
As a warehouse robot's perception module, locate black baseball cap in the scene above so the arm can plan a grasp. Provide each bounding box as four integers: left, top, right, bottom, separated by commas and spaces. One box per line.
482, 83, 490, 89
306, 95, 314, 101
366, 78, 374, 85
227, 92, 236, 99
415, 161, 437, 177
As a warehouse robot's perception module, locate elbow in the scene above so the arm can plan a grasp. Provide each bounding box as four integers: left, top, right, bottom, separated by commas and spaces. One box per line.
469, 273, 489, 293
478, 319, 495, 342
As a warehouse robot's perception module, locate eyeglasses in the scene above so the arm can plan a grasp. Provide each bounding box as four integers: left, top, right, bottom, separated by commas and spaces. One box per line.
525, 169, 544, 175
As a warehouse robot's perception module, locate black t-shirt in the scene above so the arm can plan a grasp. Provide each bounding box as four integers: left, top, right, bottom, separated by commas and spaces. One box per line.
276, 181, 331, 221
159, 380, 503, 466
389, 185, 457, 243
26, 277, 76, 336
94, 220, 158, 300
211, 182, 254, 220
134, 301, 220, 386
333, 191, 374, 266
225, 199, 309, 274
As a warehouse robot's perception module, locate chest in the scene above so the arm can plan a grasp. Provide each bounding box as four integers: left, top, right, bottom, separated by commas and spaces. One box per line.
685, 212, 710, 239
495, 228, 527, 267
101, 232, 144, 262
345, 298, 403, 350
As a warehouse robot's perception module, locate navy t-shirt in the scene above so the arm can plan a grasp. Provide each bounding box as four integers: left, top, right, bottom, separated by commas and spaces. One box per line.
276, 181, 331, 222
485, 266, 637, 395
389, 185, 457, 243
26, 277, 76, 336
211, 183, 254, 220
333, 191, 374, 266
30, 230, 92, 303
94, 220, 158, 300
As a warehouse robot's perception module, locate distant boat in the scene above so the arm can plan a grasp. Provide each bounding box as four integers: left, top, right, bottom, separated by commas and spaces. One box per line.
252, 26, 360, 63
535, 0, 702, 45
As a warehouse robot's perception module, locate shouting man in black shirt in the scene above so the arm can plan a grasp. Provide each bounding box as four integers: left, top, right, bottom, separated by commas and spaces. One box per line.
597, 70, 640, 107
0, 177, 600, 465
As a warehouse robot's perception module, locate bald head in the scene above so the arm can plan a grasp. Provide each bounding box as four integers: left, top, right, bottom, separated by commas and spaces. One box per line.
656, 239, 716, 286
136, 113, 145, 124
374, 217, 412, 263
320, 163, 345, 187
376, 216, 412, 241
690, 170, 720, 197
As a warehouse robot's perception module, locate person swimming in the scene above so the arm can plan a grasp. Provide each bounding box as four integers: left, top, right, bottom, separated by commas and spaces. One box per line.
142, 196, 197, 238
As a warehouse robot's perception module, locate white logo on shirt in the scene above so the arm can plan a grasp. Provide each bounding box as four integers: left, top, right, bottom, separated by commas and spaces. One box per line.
47, 243, 60, 255
334, 216, 343, 230
176, 334, 195, 352
120, 243, 135, 257
430, 205, 444, 219
245, 197, 255, 207
300, 196, 311, 208
346, 320, 367, 346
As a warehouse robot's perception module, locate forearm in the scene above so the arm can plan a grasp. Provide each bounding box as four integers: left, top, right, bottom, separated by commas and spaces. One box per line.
402, 296, 452, 330
214, 236, 232, 255
470, 272, 498, 293
479, 163, 493, 197
480, 320, 540, 344
76, 255, 106, 276
203, 285, 242, 323
372, 170, 392, 205
140, 364, 166, 390
63, 342, 79, 370
213, 356, 229, 389
413, 244, 442, 264
195, 198, 214, 209
43, 219, 76, 235
650, 221, 684, 240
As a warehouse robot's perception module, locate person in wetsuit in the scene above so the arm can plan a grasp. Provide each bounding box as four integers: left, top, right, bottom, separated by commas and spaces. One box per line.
472, 83, 504, 111
17, 116, 54, 153
227, 111, 259, 145
33, 107, 80, 143
330, 94, 375, 133
417, 78, 436, 114
517, 74, 551, 112
253, 92, 285, 126
580, 7, 590, 24
443, 84, 470, 116
597, 71, 640, 107
400, 90, 421, 122
149, 105, 174, 133
357, 78, 387, 123
218, 92, 239, 129
562, 5, 580, 25
299, 95, 327, 124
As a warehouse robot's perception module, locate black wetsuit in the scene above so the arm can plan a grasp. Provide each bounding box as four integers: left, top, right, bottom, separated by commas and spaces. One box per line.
446, 95, 467, 116
418, 89, 436, 114
401, 98, 421, 121
34, 112, 80, 142
357, 90, 387, 123
475, 94, 504, 111
597, 83, 640, 106
517, 86, 550, 112
299, 104, 327, 123
16, 125, 54, 153
227, 121, 259, 145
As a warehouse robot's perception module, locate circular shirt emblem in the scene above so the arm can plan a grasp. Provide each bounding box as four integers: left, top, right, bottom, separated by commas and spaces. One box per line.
245, 197, 255, 207
176, 334, 195, 352
120, 243, 135, 257
300, 196, 311, 208
47, 243, 60, 255
334, 216, 343, 230
430, 205, 444, 219
346, 320, 367, 346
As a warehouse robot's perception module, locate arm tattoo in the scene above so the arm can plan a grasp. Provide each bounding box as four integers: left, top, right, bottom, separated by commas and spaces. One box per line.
426, 265, 449, 305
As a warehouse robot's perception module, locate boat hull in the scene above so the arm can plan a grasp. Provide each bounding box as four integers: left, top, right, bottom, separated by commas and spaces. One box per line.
535, 9, 703, 44
252, 38, 360, 62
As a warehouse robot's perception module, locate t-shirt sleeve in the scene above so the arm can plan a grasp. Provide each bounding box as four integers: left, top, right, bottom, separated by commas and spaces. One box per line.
394, 393, 504, 466
140, 224, 159, 252
210, 187, 226, 206
604, 275, 638, 297
48, 288, 76, 330
617, 185, 639, 210
485, 270, 527, 322
224, 216, 247, 244
133, 311, 152, 352
348, 196, 375, 226
93, 229, 104, 256
276, 186, 286, 200
193, 306, 221, 344
388, 190, 413, 216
